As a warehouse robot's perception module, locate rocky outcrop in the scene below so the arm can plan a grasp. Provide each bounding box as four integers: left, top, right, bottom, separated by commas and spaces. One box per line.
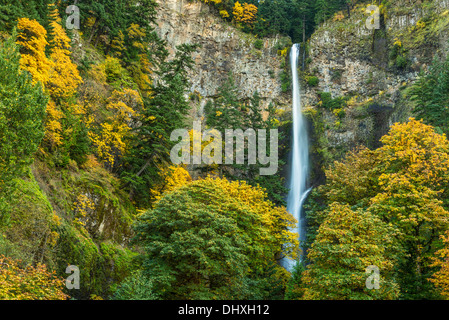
303, 0, 449, 172
154, 0, 290, 116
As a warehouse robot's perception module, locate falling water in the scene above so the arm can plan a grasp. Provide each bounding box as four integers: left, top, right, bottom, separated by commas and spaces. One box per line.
281, 44, 311, 272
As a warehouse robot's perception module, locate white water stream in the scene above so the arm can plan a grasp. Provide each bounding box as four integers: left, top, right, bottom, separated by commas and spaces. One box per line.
281, 44, 311, 272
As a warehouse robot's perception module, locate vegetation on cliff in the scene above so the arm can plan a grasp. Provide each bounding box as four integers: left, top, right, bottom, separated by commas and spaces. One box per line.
2, 0, 449, 302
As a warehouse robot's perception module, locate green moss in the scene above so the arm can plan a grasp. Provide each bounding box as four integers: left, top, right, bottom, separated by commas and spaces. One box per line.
54, 220, 103, 299
0, 173, 55, 266
100, 242, 139, 296
33, 161, 135, 243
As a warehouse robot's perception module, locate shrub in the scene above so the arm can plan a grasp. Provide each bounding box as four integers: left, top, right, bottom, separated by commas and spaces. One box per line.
254, 39, 263, 50
307, 76, 319, 87
0, 255, 68, 300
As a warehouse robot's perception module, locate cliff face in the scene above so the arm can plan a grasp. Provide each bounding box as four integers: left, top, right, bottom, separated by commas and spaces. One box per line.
153, 0, 449, 184
154, 0, 290, 116
303, 0, 449, 181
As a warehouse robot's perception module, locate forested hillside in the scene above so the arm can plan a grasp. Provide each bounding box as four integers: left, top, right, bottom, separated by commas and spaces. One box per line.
1, 0, 449, 302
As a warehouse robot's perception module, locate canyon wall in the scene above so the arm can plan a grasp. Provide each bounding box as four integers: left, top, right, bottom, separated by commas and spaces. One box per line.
154, 0, 291, 117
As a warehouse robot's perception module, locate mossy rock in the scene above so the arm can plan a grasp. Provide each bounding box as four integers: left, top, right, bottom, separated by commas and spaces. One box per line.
54, 221, 137, 299
0, 173, 57, 267
33, 162, 135, 244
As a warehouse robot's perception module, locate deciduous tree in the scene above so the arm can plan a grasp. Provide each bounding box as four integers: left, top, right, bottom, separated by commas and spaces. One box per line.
132, 177, 298, 299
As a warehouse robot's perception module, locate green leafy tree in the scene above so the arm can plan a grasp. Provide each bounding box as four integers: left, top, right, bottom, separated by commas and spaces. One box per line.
302, 203, 402, 300
0, 32, 47, 224
132, 177, 297, 299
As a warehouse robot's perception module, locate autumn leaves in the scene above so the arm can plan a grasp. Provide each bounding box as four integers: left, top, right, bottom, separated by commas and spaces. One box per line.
16, 9, 82, 152
301, 119, 449, 299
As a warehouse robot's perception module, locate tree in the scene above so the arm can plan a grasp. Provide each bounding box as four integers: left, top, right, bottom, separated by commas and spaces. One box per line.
0, 32, 47, 224
370, 118, 449, 299
112, 270, 159, 300
88, 88, 143, 171
150, 165, 192, 202
314, 0, 348, 25
233, 2, 258, 27
121, 43, 198, 208
0, 255, 68, 300
78, 0, 158, 52
409, 53, 449, 135
132, 177, 298, 299
301, 203, 402, 300
284, 263, 307, 300
47, 13, 83, 101
0, 0, 26, 31
306, 118, 449, 299
16, 17, 51, 86
254, 0, 291, 37
41, 8, 83, 154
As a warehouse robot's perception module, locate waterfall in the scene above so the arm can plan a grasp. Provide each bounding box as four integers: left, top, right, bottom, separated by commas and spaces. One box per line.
281, 44, 311, 272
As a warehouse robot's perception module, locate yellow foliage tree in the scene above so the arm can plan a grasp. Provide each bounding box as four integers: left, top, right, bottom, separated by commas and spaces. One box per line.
125, 23, 152, 94
43, 100, 64, 149
232, 2, 258, 26
88, 89, 143, 168
110, 30, 126, 57
16, 18, 51, 86
0, 255, 68, 300
47, 17, 83, 100
370, 118, 449, 242
150, 166, 192, 202
310, 118, 449, 299
302, 203, 402, 300
430, 231, 449, 299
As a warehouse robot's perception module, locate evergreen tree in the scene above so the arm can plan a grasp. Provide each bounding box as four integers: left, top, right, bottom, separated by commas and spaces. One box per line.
254, 0, 291, 38
204, 75, 288, 206
0, 32, 47, 224
121, 43, 198, 208
0, 0, 25, 31
410, 54, 449, 135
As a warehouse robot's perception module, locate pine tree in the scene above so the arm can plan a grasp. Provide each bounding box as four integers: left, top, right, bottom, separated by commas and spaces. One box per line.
204, 75, 288, 206
0, 32, 47, 224
302, 203, 402, 300
121, 43, 198, 208
410, 54, 449, 135
0, 0, 25, 31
